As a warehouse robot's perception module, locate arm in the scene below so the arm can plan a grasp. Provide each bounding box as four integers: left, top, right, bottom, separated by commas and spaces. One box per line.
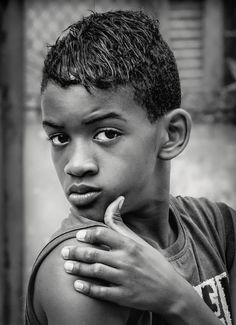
62, 228, 225, 324
33, 237, 129, 325
61, 199, 230, 324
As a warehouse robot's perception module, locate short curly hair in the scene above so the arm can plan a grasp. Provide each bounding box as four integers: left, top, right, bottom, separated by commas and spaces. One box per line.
41, 10, 181, 121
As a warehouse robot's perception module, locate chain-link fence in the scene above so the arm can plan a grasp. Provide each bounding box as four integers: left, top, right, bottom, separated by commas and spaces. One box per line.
24, 0, 145, 110
24, 0, 235, 120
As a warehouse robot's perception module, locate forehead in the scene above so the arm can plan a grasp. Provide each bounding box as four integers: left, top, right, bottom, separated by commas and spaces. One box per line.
41, 82, 148, 124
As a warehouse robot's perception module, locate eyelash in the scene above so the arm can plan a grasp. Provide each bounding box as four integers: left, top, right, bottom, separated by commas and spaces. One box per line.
47, 133, 70, 146
47, 128, 122, 147
94, 128, 122, 142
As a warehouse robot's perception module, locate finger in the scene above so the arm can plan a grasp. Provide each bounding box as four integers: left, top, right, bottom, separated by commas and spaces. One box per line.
104, 196, 126, 232
73, 280, 122, 303
105, 198, 150, 247
76, 226, 127, 249
104, 196, 136, 237
64, 261, 122, 284
61, 245, 120, 268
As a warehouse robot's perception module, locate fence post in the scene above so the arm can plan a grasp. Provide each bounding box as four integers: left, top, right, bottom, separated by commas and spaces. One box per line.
0, 0, 24, 324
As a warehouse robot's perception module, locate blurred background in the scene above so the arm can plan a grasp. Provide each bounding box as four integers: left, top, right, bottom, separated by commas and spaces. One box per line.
0, 0, 236, 324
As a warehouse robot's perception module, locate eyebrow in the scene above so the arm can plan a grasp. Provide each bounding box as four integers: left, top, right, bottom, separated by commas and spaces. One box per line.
42, 120, 65, 129
83, 112, 126, 125
42, 112, 126, 129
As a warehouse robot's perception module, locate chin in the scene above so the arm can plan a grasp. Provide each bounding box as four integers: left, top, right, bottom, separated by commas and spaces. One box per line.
72, 203, 105, 222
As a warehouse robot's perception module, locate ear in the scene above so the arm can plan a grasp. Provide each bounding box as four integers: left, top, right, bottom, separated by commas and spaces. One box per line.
158, 109, 192, 160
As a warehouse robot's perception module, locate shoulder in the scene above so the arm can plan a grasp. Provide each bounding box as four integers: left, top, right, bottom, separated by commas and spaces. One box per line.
33, 237, 129, 325
172, 195, 235, 231
172, 195, 236, 270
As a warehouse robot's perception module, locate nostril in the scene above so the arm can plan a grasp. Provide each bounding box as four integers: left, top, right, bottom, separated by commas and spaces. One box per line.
64, 160, 98, 177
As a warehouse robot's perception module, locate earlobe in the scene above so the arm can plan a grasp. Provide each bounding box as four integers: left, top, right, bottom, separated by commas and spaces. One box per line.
158, 109, 192, 160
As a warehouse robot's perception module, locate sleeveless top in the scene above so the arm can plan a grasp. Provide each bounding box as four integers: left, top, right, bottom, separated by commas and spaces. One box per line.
25, 196, 236, 325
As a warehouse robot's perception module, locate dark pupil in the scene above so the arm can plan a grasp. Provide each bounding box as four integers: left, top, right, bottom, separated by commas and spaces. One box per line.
105, 130, 116, 139
58, 134, 68, 143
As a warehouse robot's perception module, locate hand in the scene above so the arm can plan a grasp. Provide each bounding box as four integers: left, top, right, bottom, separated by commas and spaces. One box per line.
61, 197, 187, 315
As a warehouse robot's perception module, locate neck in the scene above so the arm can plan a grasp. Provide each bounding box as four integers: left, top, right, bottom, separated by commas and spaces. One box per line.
122, 162, 176, 249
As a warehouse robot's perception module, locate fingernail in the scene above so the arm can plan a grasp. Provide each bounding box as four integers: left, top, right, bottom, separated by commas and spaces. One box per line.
61, 247, 70, 259
118, 196, 125, 210
76, 230, 87, 241
74, 280, 84, 291
64, 261, 74, 273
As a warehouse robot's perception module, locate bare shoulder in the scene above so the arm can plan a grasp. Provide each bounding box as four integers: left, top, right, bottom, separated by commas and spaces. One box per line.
33, 237, 129, 325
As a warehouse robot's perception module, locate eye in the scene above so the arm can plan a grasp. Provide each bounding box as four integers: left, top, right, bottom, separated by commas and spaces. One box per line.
94, 129, 122, 142
48, 133, 70, 147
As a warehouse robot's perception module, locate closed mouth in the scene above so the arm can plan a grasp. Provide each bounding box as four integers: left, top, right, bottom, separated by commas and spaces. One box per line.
67, 184, 102, 207
68, 191, 101, 207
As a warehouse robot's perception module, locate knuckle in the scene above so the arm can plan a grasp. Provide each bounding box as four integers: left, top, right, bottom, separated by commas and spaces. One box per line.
82, 283, 107, 299
84, 248, 94, 262
98, 286, 107, 298
91, 249, 99, 260
112, 213, 122, 224
74, 246, 81, 258
93, 263, 102, 276
128, 241, 138, 256
92, 286, 106, 299
94, 227, 105, 240
86, 284, 94, 297
73, 262, 80, 274
126, 289, 135, 302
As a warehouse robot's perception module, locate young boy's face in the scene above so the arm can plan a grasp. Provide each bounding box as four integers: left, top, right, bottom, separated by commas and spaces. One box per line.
41, 83, 165, 220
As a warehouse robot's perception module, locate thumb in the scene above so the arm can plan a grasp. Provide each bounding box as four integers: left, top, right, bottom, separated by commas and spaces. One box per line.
104, 197, 150, 247
104, 196, 125, 233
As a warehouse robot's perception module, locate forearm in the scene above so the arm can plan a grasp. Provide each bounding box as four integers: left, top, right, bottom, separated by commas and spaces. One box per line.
160, 281, 223, 325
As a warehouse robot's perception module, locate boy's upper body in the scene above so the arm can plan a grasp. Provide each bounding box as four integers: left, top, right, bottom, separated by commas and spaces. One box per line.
25, 10, 236, 325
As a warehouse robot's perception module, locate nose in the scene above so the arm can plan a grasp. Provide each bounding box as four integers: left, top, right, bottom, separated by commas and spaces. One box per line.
64, 140, 98, 177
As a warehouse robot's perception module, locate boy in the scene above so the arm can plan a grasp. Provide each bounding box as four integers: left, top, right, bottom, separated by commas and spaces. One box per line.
25, 10, 236, 325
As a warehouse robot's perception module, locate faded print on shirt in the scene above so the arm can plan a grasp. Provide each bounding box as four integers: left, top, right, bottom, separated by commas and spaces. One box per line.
194, 272, 232, 324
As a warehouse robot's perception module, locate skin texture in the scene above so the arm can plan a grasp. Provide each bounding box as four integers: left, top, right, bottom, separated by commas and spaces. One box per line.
34, 82, 235, 324
42, 84, 166, 220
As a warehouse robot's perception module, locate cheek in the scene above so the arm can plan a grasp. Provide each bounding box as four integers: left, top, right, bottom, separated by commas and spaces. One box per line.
127, 137, 158, 175
104, 143, 157, 191
126, 154, 156, 187
51, 151, 66, 184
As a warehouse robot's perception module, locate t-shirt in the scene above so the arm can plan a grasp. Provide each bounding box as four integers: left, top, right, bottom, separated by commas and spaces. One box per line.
25, 196, 236, 325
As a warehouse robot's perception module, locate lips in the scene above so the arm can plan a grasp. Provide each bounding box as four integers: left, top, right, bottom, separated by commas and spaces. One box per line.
67, 184, 102, 207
